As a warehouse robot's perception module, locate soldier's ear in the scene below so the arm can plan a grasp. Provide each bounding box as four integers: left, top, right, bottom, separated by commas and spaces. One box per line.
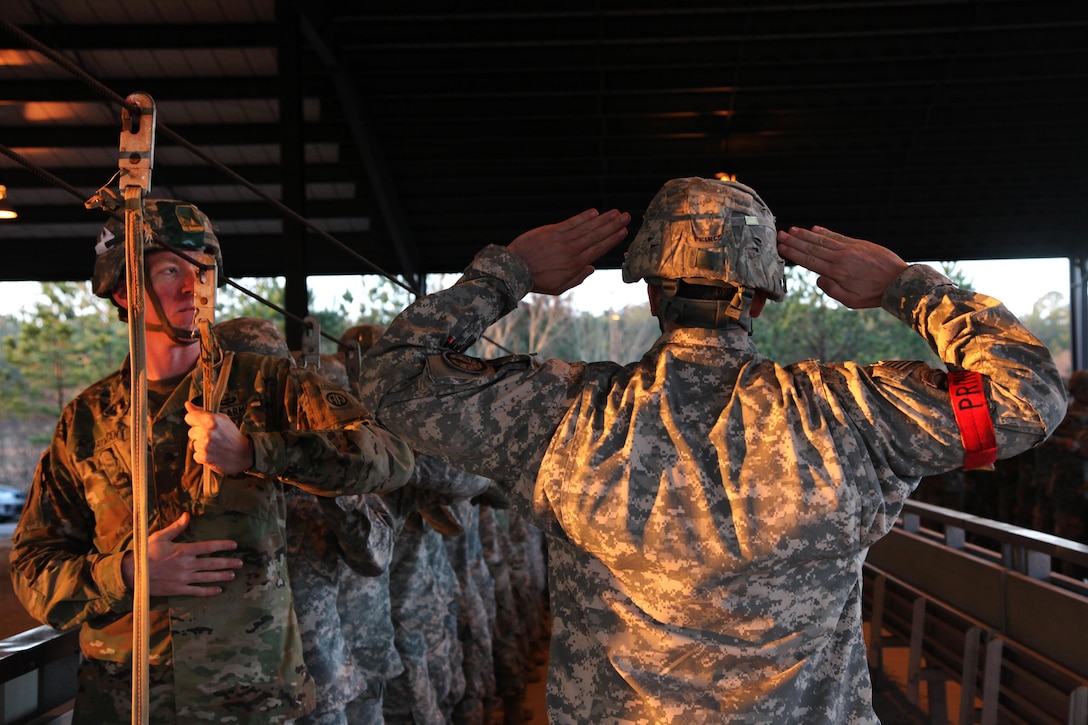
647, 283, 661, 315
112, 285, 129, 310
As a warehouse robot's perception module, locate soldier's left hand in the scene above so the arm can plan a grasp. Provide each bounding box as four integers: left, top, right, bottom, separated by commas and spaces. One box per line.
776, 225, 909, 309
184, 400, 255, 475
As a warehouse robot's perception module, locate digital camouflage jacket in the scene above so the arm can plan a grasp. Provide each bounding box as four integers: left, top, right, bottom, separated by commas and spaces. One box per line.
358, 244, 1065, 724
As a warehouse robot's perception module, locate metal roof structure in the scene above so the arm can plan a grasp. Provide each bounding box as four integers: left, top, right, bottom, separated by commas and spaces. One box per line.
2, 1, 1087, 300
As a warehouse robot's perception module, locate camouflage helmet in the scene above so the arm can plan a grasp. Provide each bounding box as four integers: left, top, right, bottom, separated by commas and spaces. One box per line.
315, 353, 350, 388
337, 325, 384, 395
288, 349, 350, 387
213, 317, 291, 359
92, 198, 224, 298
339, 324, 385, 354
621, 177, 786, 301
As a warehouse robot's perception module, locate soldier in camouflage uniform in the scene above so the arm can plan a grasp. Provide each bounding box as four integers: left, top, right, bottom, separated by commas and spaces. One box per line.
213, 317, 399, 725
9, 200, 414, 725
338, 324, 479, 724
414, 469, 499, 725
284, 486, 393, 725
505, 512, 549, 673
1032, 369, 1088, 577
441, 495, 500, 724
477, 496, 531, 723
382, 454, 488, 724
357, 177, 1066, 723
330, 324, 407, 724
337, 493, 404, 725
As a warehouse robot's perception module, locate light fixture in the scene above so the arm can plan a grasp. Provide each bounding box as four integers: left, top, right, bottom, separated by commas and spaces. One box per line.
714, 172, 737, 182
0, 185, 16, 220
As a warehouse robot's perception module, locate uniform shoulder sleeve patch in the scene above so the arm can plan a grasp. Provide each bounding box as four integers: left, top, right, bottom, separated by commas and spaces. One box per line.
444, 352, 489, 373
875, 360, 947, 390
426, 352, 493, 381
324, 389, 354, 408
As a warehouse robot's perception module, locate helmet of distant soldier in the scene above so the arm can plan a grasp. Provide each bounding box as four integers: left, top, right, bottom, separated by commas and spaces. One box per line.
214, 317, 291, 359
92, 198, 224, 298
339, 324, 386, 354
621, 177, 786, 300
311, 353, 350, 388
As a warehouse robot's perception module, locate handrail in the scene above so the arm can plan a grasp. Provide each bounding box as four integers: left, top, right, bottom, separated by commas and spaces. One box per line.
2, 501, 1087, 722
0, 624, 79, 724
898, 499, 1088, 595
0, 625, 77, 679
902, 500, 1088, 567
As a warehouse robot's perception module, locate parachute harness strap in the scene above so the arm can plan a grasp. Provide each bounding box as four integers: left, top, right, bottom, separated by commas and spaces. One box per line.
193, 252, 232, 500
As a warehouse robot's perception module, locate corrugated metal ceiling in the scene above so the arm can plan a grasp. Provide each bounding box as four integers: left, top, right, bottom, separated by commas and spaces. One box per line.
2, 0, 1086, 296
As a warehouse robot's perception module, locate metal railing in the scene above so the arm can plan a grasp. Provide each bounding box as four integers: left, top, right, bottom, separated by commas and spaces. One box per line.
0, 624, 77, 724
865, 500, 1088, 725
1, 500, 1086, 724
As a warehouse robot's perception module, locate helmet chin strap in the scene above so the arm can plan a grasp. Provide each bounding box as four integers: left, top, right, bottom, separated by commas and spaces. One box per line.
145, 283, 199, 345
658, 281, 754, 334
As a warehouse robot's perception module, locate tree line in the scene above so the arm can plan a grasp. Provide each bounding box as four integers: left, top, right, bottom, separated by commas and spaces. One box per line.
0, 266, 1072, 488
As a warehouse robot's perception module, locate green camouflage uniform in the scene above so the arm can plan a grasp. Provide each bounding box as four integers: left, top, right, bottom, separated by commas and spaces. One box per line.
358, 244, 1065, 724
10, 350, 414, 724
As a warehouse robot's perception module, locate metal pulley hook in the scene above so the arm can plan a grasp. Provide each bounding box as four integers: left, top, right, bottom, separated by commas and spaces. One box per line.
120, 93, 155, 192
300, 316, 322, 370
342, 339, 364, 398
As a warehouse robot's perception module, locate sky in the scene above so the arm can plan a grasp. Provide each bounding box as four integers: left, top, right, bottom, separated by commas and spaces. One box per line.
320, 256, 1073, 318
0, 257, 1072, 320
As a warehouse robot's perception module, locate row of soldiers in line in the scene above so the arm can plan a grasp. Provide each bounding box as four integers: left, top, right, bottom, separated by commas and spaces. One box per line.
215, 317, 550, 725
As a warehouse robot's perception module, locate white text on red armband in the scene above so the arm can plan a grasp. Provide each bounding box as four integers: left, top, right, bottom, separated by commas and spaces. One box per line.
947, 370, 997, 471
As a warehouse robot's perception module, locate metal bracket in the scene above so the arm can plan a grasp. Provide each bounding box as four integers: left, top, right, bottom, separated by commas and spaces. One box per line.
301, 316, 321, 369
192, 252, 218, 334
119, 92, 156, 191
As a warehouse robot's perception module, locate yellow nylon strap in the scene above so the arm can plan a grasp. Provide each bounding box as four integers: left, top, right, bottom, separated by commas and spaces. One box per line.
193, 252, 225, 500
119, 90, 155, 725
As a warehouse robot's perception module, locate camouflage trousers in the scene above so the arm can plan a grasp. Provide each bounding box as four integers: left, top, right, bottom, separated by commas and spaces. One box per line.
73, 659, 176, 725
383, 629, 464, 725
73, 658, 299, 725
344, 679, 386, 724
294, 702, 348, 725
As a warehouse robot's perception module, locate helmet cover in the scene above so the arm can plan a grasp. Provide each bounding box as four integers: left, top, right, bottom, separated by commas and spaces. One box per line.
92, 198, 223, 297
340, 324, 386, 354
213, 317, 291, 359
621, 177, 786, 301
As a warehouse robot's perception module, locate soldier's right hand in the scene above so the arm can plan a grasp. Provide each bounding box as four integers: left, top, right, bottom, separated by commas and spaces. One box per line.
508, 208, 631, 295
122, 512, 243, 597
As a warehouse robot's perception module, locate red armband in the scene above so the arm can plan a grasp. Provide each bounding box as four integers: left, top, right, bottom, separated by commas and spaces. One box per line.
947, 370, 997, 471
